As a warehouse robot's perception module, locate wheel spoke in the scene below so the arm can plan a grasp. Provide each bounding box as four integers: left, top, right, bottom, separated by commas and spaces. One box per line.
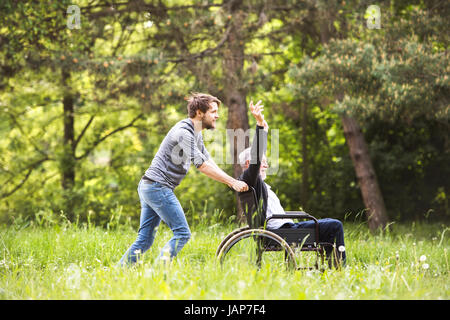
217, 229, 297, 271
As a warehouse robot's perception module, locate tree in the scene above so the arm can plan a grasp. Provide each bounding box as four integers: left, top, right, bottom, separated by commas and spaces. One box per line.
1, 0, 447, 227
126, 0, 312, 220
289, 1, 449, 230
0, 0, 167, 220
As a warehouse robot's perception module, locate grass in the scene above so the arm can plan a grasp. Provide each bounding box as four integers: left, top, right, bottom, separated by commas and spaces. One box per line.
0, 217, 448, 300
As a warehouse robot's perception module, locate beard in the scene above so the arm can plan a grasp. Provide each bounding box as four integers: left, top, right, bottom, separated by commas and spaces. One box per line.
260, 170, 267, 180
202, 117, 215, 130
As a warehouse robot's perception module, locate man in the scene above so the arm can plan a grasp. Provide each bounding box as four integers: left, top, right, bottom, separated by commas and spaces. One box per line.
119, 93, 248, 266
239, 102, 346, 267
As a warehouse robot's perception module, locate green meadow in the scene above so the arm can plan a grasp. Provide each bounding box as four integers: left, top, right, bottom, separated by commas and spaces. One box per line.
2, 0, 449, 303
1, 217, 448, 300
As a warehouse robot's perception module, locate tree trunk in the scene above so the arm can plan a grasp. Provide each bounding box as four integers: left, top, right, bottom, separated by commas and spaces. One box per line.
300, 103, 309, 206
222, 1, 249, 223
341, 115, 389, 231
61, 69, 76, 190
315, 3, 388, 231
61, 68, 76, 220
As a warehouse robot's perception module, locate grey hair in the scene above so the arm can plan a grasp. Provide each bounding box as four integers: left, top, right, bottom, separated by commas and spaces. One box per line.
238, 147, 251, 167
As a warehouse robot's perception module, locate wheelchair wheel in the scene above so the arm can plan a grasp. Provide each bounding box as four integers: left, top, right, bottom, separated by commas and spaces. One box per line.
215, 226, 251, 258
217, 229, 297, 270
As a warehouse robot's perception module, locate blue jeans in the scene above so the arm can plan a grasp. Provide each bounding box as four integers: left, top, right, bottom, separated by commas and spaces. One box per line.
119, 180, 191, 266
282, 218, 346, 265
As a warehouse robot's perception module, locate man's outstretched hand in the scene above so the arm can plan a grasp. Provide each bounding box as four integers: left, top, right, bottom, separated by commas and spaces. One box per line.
198, 160, 248, 192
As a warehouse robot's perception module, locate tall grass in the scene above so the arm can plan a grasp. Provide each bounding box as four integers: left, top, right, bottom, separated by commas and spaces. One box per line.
0, 213, 448, 299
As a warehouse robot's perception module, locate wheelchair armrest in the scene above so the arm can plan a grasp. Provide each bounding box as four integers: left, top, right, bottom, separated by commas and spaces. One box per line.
266, 212, 318, 224
283, 211, 318, 222
285, 211, 318, 220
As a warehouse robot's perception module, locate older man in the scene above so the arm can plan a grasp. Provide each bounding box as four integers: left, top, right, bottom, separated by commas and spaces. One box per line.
239, 102, 346, 267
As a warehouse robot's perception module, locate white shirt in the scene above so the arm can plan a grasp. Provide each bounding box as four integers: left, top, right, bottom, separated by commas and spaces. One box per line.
265, 183, 294, 229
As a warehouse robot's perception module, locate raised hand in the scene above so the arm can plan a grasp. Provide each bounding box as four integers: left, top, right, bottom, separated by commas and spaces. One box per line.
250, 100, 268, 131
249, 100, 264, 126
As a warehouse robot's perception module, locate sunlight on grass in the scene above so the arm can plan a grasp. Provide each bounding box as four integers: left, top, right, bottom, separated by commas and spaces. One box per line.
0, 221, 448, 299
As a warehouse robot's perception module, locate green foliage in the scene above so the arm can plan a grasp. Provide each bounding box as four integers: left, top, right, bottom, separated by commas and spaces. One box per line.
0, 1, 449, 226
289, 35, 448, 122
288, 4, 449, 221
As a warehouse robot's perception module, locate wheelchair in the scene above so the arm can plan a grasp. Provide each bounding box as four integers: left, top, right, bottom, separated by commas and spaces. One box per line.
216, 187, 335, 270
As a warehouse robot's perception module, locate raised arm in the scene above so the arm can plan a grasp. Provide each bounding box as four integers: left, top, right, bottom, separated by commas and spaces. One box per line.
241, 100, 268, 187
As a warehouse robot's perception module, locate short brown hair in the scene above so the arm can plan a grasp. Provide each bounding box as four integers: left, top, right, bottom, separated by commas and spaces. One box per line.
186, 92, 221, 118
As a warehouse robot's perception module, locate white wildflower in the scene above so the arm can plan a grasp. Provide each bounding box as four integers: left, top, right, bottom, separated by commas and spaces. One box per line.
66, 263, 81, 290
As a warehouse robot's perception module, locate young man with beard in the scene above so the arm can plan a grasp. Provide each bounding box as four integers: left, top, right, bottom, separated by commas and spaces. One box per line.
119, 93, 249, 266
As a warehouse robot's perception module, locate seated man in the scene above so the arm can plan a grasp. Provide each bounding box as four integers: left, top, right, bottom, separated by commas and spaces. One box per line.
239, 101, 346, 267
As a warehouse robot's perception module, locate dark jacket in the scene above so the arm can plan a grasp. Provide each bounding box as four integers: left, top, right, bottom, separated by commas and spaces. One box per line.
238, 125, 268, 226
